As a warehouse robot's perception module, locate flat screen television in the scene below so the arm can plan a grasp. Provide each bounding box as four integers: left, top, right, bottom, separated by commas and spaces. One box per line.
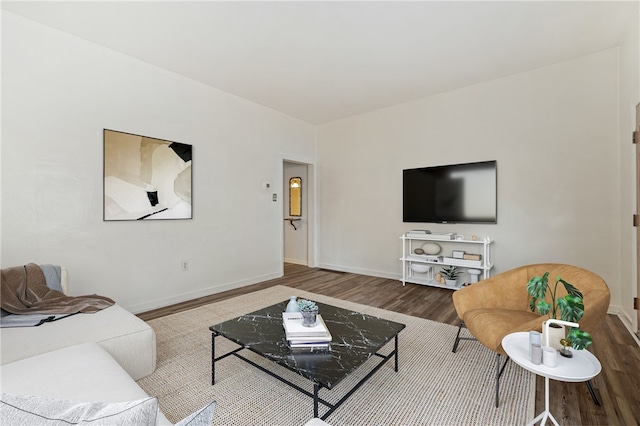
403, 160, 497, 224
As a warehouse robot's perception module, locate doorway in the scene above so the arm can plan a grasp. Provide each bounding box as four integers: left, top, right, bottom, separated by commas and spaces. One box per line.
283, 160, 313, 267
636, 103, 640, 337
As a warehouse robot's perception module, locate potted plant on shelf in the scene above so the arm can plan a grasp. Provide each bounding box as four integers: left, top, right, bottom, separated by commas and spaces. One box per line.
440, 266, 460, 287
298, 299, 319, 327
526, 272, 592, 351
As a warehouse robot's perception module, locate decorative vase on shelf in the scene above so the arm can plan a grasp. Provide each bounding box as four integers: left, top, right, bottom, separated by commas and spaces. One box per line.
285, 296, 300, 313
467, 268, 482, 284
445, 279, 457, 287
542, 320, 565, 351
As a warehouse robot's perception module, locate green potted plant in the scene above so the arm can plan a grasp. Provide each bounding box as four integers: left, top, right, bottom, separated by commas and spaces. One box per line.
526, 272, 592, 350
297, 299, 318, 327
440, 266, 460, 286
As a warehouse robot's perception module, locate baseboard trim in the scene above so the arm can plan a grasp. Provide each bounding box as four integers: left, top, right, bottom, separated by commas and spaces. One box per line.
316, 262, 401, 281
284, 258, 308, 266
615, 310, 640, 348
125, 271, 283, 314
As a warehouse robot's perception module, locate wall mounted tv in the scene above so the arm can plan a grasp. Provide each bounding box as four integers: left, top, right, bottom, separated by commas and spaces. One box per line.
403, 160, 497, 224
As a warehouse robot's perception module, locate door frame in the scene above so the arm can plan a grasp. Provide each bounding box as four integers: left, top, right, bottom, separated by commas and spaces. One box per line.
633, 104, 640, 337
280, 157, 316, 274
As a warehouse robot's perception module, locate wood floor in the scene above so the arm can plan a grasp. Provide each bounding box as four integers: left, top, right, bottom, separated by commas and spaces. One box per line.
139, 264, 640, 425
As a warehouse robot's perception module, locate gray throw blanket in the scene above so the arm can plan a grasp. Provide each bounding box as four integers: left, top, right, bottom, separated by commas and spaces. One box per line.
1, 263, 114, 315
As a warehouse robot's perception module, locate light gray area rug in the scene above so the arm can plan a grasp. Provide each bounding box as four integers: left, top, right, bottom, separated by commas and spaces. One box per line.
137, 285, 535, 425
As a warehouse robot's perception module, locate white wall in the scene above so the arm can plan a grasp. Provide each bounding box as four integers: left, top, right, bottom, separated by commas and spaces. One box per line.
283, 162, 308, 265
1, 12, 317, 312
317, 48, 623, 311
618, 7, 640, 331
2, 10, 636, 320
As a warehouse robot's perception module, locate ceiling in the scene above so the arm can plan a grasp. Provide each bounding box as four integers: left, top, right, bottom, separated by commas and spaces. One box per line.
2, 1, 637, 124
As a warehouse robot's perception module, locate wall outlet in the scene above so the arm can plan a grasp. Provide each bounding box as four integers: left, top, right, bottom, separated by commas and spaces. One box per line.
181, 260, 188, 271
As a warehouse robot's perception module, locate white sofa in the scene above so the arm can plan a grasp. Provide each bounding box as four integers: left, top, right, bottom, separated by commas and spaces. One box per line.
0, 267, 177, 425
0, 267, 326, 425
1, 342, 173, 425
0, 269, 156, 381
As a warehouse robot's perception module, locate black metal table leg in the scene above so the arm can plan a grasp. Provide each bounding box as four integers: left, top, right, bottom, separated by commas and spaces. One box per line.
394, 334, 399, 372
314, 383, 319, 418
211, 332, 216, 385
452, 321, 464, 353
586, 379, 601, 406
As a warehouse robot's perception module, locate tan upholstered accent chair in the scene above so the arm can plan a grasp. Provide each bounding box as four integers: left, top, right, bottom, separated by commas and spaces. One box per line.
452, 263, 610, 407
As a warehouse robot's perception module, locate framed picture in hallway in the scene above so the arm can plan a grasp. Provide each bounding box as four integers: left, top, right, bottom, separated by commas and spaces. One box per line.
103, 129, 192, 221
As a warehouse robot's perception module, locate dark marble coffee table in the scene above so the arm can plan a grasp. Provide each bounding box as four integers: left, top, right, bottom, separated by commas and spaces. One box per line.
209, 299, 405, 420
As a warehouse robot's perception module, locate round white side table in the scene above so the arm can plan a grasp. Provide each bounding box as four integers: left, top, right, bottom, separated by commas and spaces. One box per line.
502, 332, 601, 426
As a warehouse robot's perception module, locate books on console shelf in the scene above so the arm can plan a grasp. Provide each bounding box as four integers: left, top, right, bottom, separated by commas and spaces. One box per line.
425, 233, 456, 240
408, 254, 442, 263
442, 257, 482, 267
463, 253, 482, 261
406, 231, 456, 240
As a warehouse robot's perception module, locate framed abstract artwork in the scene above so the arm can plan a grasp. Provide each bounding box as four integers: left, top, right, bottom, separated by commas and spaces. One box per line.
103, 129, 192, 221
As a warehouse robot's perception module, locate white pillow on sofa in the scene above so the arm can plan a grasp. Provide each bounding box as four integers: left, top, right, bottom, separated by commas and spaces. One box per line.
0, 393, 216, 426
0, 393, 158, 425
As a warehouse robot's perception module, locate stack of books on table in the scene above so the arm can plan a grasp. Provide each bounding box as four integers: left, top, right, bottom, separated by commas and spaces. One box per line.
282, 312, 332, 350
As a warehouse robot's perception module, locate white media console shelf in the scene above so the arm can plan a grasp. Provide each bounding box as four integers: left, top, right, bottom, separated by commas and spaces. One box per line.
400, 232, 493, 290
